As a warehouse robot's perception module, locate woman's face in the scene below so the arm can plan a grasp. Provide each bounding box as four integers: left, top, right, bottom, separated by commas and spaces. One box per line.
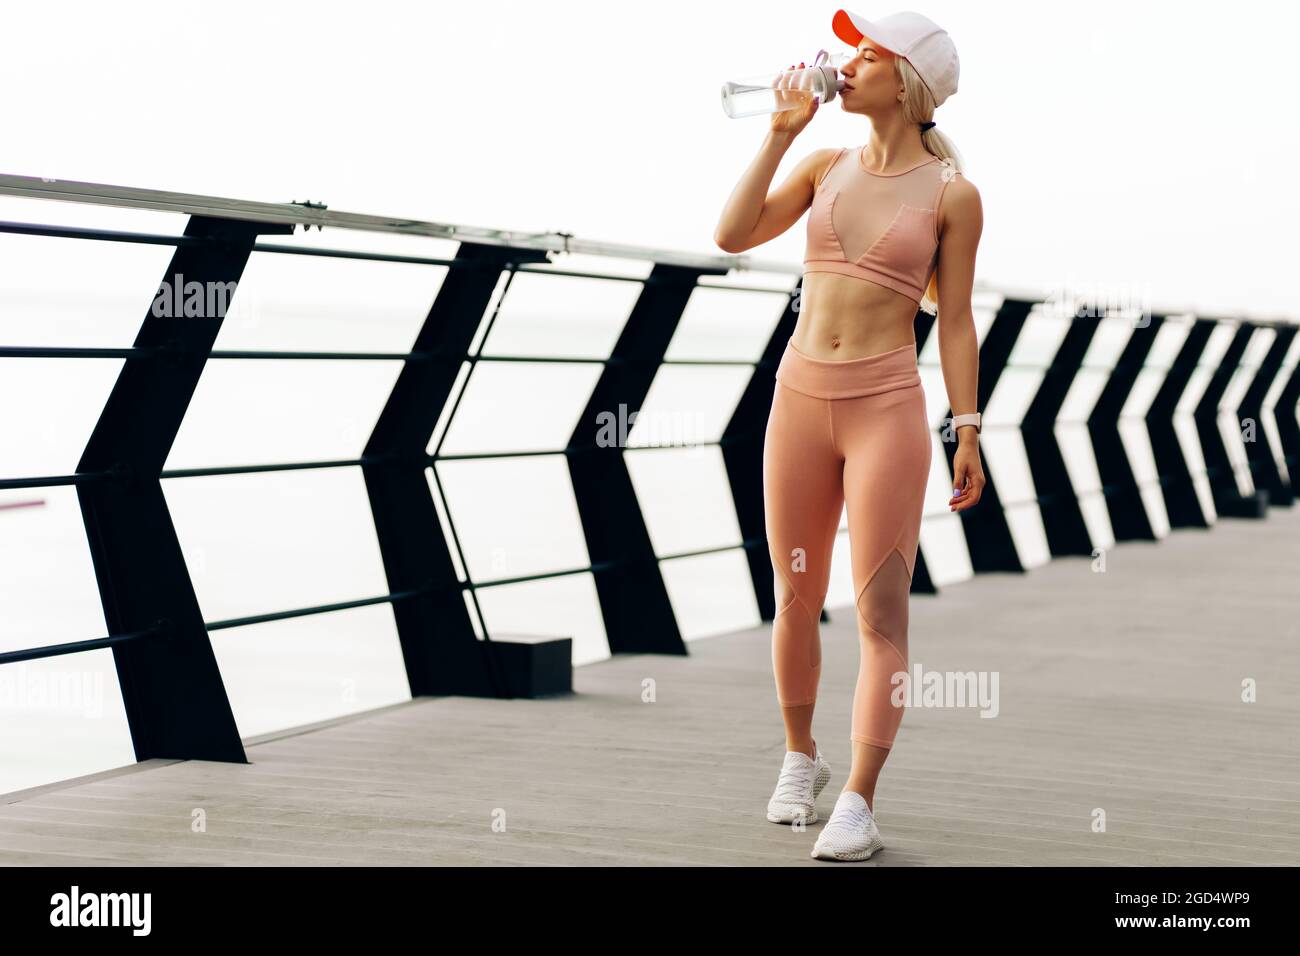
838, 39, 900, 113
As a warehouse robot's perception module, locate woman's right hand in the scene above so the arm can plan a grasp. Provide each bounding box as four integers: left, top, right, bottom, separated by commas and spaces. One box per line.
769, 62, 819, 137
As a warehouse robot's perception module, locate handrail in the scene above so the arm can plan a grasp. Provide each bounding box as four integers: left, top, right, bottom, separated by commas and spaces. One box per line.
5, 171, 1298, 324
0, 171, 801, 276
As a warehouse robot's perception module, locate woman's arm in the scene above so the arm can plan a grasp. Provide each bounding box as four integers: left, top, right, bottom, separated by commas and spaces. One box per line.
934, 174, 986, 513
713, 134, 836, 254
714, 66, 836, 254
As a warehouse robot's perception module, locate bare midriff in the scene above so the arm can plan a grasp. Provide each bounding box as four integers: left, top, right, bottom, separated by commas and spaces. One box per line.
791, 271, 922, 361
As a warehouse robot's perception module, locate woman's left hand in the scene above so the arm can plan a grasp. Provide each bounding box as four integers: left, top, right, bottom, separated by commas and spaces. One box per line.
949, 440, 985, 512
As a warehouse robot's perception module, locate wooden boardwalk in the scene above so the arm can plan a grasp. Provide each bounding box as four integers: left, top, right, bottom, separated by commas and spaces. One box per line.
2, 508, 1298, 866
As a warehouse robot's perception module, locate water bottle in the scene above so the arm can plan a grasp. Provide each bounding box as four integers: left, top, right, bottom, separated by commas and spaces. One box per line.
720, 50, 850, 119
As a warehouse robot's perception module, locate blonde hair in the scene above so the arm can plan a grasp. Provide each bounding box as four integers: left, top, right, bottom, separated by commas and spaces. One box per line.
896, 56, 964, 315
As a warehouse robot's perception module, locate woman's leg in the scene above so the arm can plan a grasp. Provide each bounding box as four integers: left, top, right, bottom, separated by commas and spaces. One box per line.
763, 382, 844, 757
834, 383, 931, 809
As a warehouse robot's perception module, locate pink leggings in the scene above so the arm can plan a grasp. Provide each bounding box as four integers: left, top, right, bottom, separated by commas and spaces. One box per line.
762, 337, 932, 749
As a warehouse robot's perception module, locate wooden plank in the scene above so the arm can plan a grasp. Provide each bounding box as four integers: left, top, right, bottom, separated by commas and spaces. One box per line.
0, 507, 1296, 866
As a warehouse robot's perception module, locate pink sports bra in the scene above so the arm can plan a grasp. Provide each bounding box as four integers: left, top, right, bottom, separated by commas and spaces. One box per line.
804, 145, 958, 303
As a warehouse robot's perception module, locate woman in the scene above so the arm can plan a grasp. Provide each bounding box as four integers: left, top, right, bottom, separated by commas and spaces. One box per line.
714, 10, 985, 862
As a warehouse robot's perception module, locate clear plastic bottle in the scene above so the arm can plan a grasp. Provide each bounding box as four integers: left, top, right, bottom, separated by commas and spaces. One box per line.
720, 50, 850, 119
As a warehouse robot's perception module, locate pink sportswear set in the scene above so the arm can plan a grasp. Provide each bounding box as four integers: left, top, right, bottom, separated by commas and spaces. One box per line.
764, 146, 954, 749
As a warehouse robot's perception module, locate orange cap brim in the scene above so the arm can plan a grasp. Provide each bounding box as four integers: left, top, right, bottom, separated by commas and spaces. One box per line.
832, 9, 902, 55
831, 9, 863, 47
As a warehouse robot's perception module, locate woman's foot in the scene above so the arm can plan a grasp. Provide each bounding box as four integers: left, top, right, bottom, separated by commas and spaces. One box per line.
766, 742, 831, 824
810, 790, 884, 861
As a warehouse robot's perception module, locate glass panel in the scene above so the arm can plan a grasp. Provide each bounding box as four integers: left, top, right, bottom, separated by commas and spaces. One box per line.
475, 573, 608, 667
984, 366, 1041, 426
1059, 368, 1110, 422
627, 446, 741, 556
1005, 501, 1051, 568
629, 364, 752, 448
1119, 417, 1161, 487
660, 550, 759, 640
434, 455, 588, 582
1147, 314, 1194, 368
0, 486, 106, 651
479, 271, 642, 360
1079, 490, 1116, 550
664, 285, 790, 362
437, 361, 602, 456
0, 358, 122, 478
1125, 365, 1168, 417
210, 604, 410, 741
1059, 393, 1106, 500
213, 249, 448, 353
980, 430, 1038, 509
0, 230, 177, 348
916, 513, 972, 587
167, 359, 403, 469
1059, 422, 1104, 494
1007, 304, 1072, 368
0, 649, 135, 797
163, 467, 389, 624
1083, 315, 1133, 368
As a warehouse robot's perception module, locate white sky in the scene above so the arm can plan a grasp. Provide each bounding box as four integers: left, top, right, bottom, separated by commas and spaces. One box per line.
3, 0, 1298, 319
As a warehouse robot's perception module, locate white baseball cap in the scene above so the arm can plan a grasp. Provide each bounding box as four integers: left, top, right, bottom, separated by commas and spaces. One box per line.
831, 9, 960, 107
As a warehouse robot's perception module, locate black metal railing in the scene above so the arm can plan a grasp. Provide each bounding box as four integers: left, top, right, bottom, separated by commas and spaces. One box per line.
1, 172, 1297, 775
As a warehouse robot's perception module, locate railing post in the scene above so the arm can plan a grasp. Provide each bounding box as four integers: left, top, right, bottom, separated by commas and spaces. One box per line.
951, 297, 1033, 573
76, 214, 293, 763
910, 309, 938, 593
1091, 312, 1162, 542
723, 287, 799, 622
1238, 323, 1296, 508
1023, 311, 1102, 555
569, 262, 726, 655
1148, 318, 1215, 528
1272, 338, 1300, 495
1196, 323, 1267, 517
364, 242, 549, 697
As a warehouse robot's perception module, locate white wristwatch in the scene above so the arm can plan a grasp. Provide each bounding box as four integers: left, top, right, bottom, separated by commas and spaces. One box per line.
951, 412, 981, 434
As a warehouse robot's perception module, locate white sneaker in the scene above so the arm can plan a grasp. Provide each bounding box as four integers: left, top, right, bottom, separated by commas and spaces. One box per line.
766, 744, 831, 825
811, 790, 884, 861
